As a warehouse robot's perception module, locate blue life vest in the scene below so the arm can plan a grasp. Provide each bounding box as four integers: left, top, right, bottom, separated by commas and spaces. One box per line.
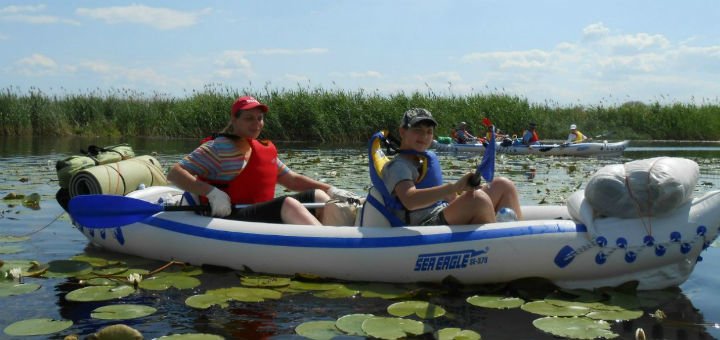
366, 131, 444, 226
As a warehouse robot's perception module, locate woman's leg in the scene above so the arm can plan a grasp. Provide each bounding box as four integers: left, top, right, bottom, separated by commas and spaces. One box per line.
289, 189, 330, 223
281, 197, 323, 225
481, 177, 522, 220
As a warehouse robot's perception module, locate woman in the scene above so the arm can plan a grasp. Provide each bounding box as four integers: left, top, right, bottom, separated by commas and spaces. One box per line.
167, 96, 350, 225
380, 108, 522, 225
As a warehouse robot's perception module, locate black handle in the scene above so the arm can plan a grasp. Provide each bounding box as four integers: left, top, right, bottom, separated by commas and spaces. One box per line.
469, 173, 482, 187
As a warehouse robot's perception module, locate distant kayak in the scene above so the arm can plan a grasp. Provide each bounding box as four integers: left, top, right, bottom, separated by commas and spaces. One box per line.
433, 139, 630, 157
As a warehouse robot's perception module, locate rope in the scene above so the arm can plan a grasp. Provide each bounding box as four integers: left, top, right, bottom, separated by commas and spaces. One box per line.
2, 212, 65, 238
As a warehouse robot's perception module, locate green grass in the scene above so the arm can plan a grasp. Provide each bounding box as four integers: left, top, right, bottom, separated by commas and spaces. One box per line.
1, 85, 719, 142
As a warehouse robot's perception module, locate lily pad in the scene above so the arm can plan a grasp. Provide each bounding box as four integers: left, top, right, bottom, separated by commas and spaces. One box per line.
466, 295, 525, 309
289, 281, 345, 291
314, 285, 359, 298
91, 266, 131, 276
139, 275, 201, 290
361, 316, 432, 340
91, 304, 157, 320
89, 324, 143, 339
586, 309, 643, 321
154, 265, 203, 277
65, 285, 135, 302
521, 300, 590, 317
0, 282, 41, 297
3, 318, 73, 336
347, 283, 411, 299
0, 259, 45, 276
434, 327, 482, 340
71, 254, 124, 267
185, 293, 232, 310
158, 334, 225, 340
0, 235, 30, 242
295, 320, 344, 340
240, 275, 292, 287
387, 300, 446, 319
223, 287, 282, 302
0, 244, 22, 254
185, 286, 282, 309
532, 316, 618, 339
335, 313, 375, 336
44, 259, 92, 278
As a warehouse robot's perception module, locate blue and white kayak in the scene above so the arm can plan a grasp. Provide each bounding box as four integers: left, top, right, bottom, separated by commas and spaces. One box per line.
69, 185, 720, 290
434, 140, 630, 157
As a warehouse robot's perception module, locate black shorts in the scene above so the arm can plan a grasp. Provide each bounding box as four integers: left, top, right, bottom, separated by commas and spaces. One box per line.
227, 190, 317, 223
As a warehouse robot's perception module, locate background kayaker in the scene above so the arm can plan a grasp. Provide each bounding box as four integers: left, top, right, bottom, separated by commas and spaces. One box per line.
167, 95, 358, 224
521, 122, 541, 146
380, 108, 522, 225
453, 122, 477, 144
564, 124, 590, 144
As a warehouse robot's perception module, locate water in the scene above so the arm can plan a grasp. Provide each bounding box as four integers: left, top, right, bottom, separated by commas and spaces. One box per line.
1, 136, 720, 339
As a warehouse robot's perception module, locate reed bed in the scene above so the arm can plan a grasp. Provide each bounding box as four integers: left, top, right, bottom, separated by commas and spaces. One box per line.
1, 85, 719, 142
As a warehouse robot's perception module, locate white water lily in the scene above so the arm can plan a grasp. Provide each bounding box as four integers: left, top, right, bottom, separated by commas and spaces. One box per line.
9, 267, 22, 280
127, 273, 142, 284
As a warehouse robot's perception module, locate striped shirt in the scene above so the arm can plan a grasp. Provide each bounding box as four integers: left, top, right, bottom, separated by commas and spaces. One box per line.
178, 136, 289, 182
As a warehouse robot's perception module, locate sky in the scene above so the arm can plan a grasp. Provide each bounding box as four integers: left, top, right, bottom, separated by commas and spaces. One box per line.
1, 0, 719, 106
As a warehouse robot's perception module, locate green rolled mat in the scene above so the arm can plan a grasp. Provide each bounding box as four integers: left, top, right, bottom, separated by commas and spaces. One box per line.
69, 155, 167, 197
56, 144, 135, 189
437, 136, 453, 144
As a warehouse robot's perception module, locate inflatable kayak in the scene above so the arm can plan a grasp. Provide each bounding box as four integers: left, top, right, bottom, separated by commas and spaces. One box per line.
433, 140, 630, 157
68, 185, 720, 290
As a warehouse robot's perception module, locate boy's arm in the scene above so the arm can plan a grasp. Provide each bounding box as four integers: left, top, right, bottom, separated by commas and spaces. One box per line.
393, 180, 458, 210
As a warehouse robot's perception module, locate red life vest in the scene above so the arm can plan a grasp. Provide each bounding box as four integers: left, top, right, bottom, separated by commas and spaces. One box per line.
199, 138, 278, 204
529, 131, 539, 143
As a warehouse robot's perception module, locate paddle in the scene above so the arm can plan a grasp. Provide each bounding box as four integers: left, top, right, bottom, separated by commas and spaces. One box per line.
594, 131, 613, 139
69, 194, 325, 228
470, 118, 495, 186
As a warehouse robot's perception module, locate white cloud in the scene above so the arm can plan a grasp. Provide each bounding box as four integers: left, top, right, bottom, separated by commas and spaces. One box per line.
456, 22, 720, 104
15, 53, 58, 76
415, 71, 462, 82
76, 60, 175, 87
214, 51, 254, 78
0, 4, 46, 14
284, 73, 311, 82
0, 14, 80, 25
17, 53, 56, 67
0, 4, 80, 25
255, 48, 329, 55
330, 71, 383, 78
76, 5, 211, 30
582, 22, 610, 41
461, 49, 552, 70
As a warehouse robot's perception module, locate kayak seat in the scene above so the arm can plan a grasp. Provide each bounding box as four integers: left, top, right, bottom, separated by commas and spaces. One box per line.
361, 130, 407, 227
357, 187, 393, 227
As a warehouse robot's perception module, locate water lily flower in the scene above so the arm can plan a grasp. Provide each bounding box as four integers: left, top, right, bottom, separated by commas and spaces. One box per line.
9, 267, 22, 281
127, 273, 142, 285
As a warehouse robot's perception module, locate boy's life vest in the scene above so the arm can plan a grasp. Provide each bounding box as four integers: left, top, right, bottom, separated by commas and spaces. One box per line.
198, 135, 278, 204
366, 131, 444, 226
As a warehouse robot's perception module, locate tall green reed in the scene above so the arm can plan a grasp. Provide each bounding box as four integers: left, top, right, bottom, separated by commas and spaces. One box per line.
1, 85, 719, 142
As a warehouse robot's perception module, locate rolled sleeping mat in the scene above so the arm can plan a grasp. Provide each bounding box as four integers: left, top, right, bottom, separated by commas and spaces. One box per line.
56, 144, 135, 189
69, 155, 167, 197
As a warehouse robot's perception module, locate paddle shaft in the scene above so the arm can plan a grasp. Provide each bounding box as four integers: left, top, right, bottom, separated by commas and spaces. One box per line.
165, 202, 326, 212
69, 193, 331, 228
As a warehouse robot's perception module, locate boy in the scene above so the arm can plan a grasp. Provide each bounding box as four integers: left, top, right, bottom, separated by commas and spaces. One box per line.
381, 108, 522, 225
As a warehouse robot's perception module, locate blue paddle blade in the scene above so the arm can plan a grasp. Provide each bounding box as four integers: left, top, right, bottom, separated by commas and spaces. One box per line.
69, 194, 166, 228
470, 126, 496, 186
